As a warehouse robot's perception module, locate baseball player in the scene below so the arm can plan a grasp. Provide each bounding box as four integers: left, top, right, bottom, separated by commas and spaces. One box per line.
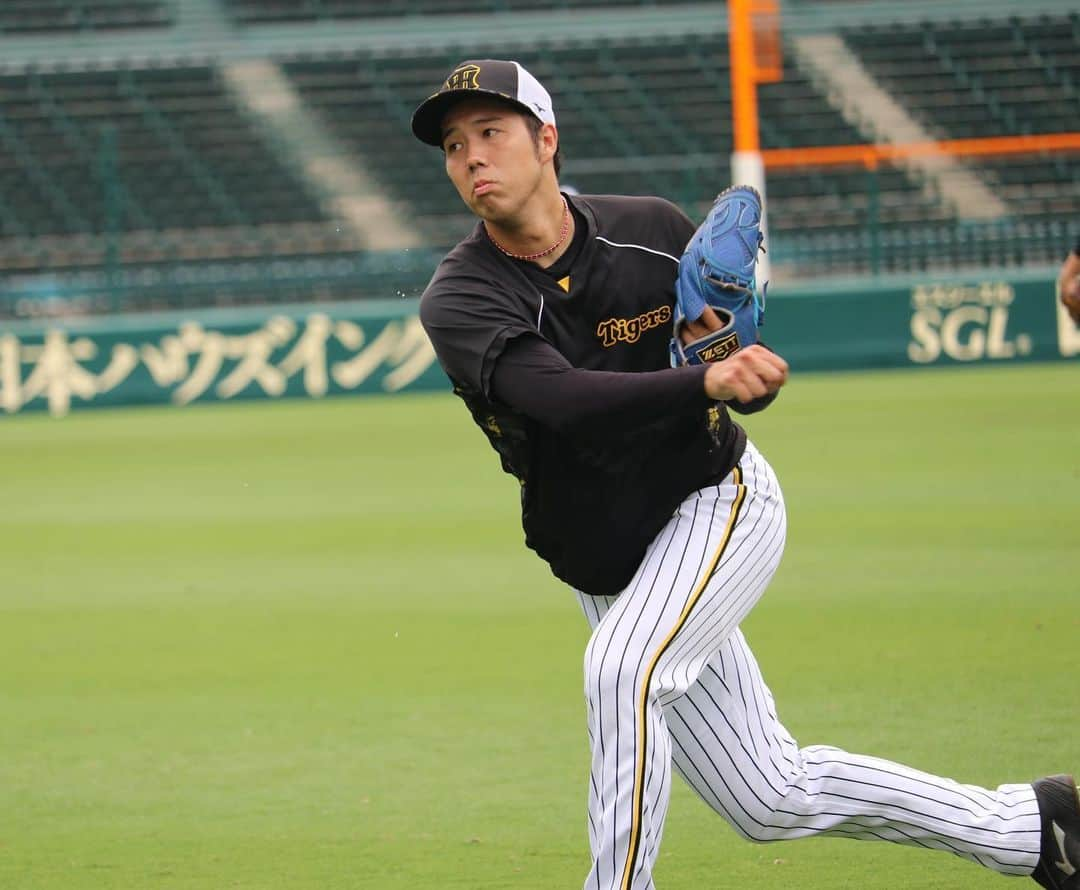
410, 58, 1080, 890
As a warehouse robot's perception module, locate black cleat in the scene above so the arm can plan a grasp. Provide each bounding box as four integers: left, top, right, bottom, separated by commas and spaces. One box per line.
1033, 775, 1080, 889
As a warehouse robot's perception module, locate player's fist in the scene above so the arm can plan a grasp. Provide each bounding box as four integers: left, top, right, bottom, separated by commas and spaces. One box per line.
702, 344, 788, 403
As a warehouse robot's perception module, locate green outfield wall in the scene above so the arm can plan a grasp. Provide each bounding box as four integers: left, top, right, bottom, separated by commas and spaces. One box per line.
1, 270, 1076, 417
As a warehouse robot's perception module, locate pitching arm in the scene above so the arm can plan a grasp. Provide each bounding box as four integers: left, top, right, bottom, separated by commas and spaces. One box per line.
491, 334, 711, 438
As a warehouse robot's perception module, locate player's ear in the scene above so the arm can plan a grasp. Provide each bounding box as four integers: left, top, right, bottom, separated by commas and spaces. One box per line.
538, 123, 558, 165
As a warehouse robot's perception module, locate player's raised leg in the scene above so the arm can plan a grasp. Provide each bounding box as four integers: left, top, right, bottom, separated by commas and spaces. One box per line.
665, 627, 1042, 875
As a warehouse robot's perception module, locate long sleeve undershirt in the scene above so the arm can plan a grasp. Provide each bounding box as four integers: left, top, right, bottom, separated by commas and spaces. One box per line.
490, 334, 711, 439
491, 334, 779, 439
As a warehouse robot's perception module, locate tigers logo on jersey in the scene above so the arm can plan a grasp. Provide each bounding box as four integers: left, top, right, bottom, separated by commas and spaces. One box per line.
444, 64, 481, 92
596, 305, 672, 348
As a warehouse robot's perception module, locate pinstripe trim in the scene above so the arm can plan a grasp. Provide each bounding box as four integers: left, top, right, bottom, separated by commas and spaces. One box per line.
595, 235, 680, 265
619, 465, 746, 890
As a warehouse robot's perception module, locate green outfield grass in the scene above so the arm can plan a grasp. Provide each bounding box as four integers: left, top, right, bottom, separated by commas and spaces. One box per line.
2, 361, 1078, 889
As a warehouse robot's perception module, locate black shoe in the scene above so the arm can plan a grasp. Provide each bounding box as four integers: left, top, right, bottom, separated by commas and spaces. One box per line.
1033, 775, 1080, 889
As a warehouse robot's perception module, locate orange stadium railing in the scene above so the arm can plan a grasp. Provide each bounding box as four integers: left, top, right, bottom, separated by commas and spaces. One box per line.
760, 133, 1080, 171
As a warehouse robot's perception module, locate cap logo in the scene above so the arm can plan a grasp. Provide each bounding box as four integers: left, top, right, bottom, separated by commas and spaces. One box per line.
443, 63, 481, 92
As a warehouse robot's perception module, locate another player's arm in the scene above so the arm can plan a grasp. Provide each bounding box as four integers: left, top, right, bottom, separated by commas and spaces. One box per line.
490, 335, 786, 437
1057, 244, 1080, 324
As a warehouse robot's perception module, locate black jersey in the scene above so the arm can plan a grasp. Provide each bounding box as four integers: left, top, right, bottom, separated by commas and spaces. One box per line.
420, 193, 749, 596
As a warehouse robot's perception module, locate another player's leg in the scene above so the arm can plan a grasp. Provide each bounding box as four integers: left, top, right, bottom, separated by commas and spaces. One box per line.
666, 626, 1045, 876
578, 440, 786, 890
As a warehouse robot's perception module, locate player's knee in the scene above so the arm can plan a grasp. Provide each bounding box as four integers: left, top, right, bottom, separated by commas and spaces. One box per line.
731, 784, 800, 843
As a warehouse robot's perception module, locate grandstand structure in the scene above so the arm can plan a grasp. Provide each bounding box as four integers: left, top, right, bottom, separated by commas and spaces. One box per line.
0, 0, 1076, 317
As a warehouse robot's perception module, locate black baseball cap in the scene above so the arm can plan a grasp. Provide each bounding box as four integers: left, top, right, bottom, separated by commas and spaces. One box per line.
411, 59, 557, 147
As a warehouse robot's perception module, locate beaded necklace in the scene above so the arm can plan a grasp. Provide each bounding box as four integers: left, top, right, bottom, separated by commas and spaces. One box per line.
486, 197, 570, 261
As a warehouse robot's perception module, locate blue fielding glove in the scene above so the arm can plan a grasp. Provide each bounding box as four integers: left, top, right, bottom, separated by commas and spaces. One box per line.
670, 185, 767, 367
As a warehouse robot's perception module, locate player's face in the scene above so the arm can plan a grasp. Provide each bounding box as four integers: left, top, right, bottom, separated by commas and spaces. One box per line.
440, 98, 553, 223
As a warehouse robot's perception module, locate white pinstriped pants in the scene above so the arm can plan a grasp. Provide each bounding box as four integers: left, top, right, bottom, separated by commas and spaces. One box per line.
577, 440, 1040, 890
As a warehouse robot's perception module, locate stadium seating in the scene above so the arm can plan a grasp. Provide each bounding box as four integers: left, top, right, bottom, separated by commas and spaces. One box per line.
226, 0, 707, 26
0, 63, 348, 272
843, 15, 1079, 139
0, 0, 171, 33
